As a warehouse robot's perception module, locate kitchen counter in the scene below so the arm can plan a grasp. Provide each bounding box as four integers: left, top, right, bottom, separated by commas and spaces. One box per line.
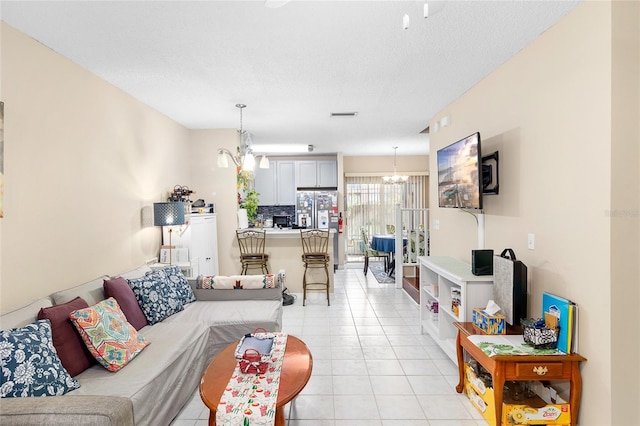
260, 228, 337, 238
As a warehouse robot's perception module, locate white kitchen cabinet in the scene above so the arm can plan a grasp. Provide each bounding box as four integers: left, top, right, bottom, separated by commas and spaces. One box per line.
317, 160, 337, 187
295, 160, 337, 188
419, 256, 493, 363
253, 160, 295, 205
253, 165, 277, 205
275, 161, 296, 204
162, 213, 218, 278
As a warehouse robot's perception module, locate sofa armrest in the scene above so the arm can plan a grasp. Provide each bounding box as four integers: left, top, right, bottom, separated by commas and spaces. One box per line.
0, 395, 134, 426
189, 279, 282, 302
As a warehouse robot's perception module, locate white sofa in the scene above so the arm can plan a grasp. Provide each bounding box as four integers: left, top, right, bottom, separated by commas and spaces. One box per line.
0, 264, 283, 426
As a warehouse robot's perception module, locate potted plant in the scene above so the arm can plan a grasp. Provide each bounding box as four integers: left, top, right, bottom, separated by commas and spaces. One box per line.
241, 188, 260, 225
236, 169, 260, 225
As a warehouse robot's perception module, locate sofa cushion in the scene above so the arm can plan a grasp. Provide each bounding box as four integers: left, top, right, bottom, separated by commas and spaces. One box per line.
164, 300, 283, 364
71, 321, 209, 426
0, 297, 53, 330
156, 266, 196, 304
103, 277, 148, 330
36, 297, 97, 377
116, 264, 153, 280
69, 298, 149, 372
127, 270, 184, 325
0, 319, 81, 398
51, 276, 109, 306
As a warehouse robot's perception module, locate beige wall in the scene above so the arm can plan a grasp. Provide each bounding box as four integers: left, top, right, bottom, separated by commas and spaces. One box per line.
344, 154, 428, 175
610, 0, 640, 423
189, 129, 242, 277
0, 22, 191, 311
429, 2, 639, 424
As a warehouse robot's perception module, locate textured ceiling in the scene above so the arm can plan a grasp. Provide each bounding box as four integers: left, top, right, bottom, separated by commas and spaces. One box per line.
1, 0, 580, 156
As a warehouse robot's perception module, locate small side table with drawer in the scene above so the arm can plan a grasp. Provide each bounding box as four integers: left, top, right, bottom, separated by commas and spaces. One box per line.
454, 321, 586, 426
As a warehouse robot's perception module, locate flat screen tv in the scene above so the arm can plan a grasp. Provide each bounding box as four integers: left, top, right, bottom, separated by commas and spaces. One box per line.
437, 132, 483, 209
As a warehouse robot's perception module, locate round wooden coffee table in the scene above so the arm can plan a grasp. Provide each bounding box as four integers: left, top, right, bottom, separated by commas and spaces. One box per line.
199, 335, 313, 426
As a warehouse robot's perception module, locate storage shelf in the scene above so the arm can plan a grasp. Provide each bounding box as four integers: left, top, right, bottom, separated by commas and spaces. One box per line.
418, 256, 494, 364
423, 287, 439, 301
441, 306, 460, 321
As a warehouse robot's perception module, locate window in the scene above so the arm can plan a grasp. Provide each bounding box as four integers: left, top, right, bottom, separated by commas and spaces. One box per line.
345, 175, 427, 258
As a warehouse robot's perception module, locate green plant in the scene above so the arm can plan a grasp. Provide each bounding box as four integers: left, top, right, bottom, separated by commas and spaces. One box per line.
241, 188, 260, 224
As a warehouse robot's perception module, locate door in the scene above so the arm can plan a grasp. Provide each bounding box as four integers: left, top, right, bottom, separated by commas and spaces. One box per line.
190, 215, 219, 276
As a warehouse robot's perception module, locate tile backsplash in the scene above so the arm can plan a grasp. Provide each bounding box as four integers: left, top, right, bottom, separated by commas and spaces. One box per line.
257, 205, 295, 220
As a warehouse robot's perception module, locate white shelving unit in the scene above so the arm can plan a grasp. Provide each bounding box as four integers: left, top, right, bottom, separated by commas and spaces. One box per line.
418, 256, 493, 363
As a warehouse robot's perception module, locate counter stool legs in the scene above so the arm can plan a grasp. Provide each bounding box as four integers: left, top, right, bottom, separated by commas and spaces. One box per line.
302, 259, 330, 307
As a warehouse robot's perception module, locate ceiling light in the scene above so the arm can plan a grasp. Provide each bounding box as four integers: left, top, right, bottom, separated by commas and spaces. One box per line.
216, 104, 269, 171
383, 146, 408, 184
403, 14, 410, 30
251, 144, 311, 153
330, 112, 358, 117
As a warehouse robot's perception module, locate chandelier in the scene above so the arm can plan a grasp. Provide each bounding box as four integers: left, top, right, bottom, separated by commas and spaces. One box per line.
217, 104, 269, 171
383, 146, 408, 184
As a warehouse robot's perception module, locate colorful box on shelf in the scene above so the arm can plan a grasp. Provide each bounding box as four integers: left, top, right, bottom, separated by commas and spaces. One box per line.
472, 308, 506, 335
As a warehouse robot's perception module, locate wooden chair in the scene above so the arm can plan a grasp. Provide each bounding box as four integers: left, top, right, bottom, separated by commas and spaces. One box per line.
236, 229, 269, 275
300, 229, 330, 306
361, 228, 389, 276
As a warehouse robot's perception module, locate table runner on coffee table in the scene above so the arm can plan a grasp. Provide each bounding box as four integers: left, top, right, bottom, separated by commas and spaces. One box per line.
216, 333, 288, 426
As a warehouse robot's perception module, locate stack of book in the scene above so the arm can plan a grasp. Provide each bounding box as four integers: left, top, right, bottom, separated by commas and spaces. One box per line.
542, 292, 579, 354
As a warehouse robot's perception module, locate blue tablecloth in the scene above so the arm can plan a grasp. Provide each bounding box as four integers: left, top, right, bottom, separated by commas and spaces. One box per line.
371, 234, 406, 253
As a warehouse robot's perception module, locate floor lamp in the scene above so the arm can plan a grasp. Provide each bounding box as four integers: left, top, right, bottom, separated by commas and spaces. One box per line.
153, 202, 185, 265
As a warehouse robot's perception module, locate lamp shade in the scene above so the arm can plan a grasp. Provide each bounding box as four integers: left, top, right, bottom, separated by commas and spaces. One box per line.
153, 202, 185, 226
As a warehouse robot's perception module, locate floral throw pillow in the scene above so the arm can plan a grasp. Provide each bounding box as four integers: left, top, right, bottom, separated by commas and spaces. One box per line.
0, 319, 81, 398
127, 270, 184, 325
157, 266, 196, 304
69, 298, 149, 372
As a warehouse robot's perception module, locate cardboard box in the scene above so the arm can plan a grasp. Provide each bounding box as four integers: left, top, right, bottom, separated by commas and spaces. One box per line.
472, 308, 507, 335
502, 382, 571, 425
464, 363, 496, 424
465, 363, 571, 426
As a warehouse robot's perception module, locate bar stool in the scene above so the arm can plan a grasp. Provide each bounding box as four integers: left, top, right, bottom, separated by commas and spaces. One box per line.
300, 229, 330, 306
236, 229, 269, 275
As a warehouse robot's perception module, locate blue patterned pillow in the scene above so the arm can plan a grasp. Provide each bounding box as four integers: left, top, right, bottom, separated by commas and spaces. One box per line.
0, 319, 80, 398
127, 270, 184, 325
157, 266, 196, 304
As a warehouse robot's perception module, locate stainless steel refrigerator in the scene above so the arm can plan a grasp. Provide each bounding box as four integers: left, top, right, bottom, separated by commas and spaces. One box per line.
296, 187, 339, 270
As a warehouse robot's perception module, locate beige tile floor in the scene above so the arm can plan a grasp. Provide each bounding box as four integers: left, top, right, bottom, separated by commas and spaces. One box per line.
171, 264, 486, 426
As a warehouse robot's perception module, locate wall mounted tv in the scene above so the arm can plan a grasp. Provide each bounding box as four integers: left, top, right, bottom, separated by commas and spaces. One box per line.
437, 132, 483, 209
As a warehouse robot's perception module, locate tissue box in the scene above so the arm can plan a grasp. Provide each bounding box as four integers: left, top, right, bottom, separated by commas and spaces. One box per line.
472, 308, 506, 335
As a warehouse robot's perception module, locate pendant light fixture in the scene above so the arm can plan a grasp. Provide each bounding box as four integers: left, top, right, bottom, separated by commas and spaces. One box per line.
216, 104, 269, 171
383, 146, 408, 184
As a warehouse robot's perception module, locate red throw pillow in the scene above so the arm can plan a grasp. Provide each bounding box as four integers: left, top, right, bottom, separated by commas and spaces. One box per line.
103, 277, 148, 330
37, 296, 97, 377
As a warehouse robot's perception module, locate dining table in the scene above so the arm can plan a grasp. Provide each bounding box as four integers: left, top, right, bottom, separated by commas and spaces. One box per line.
370, 234, 407, 277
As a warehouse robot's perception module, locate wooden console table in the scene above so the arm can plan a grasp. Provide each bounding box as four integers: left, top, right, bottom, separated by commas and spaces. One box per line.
454, 322, 586, 426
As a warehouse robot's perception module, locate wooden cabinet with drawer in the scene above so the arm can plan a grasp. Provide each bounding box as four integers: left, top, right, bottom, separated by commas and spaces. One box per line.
454, 322, 586, 426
